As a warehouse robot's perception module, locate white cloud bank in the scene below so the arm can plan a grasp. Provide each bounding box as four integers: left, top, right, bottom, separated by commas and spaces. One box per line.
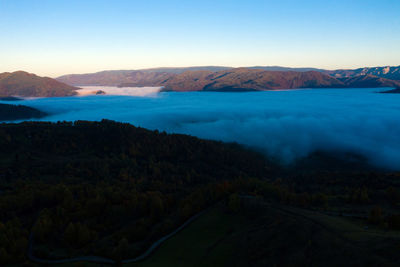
76, 86, 162, 97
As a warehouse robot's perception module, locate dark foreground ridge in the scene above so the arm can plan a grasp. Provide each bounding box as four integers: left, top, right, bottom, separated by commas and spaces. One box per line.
381, 87, 400, 93
0, 103, 47, 121
0, 96, 23, 101
0, 120, 399, 266
0, 120, 270, 264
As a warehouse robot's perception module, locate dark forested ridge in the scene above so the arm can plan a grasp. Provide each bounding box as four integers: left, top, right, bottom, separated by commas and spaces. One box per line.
0, 120, 271, 264
382, 88, 400, 93
0, 96, 23, 101
0, 103, 47, 121
0, 120, 399, 265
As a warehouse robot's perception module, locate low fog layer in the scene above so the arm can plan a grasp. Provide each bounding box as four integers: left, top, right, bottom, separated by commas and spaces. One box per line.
76, 86, 162, 96
5, 87, 400, 170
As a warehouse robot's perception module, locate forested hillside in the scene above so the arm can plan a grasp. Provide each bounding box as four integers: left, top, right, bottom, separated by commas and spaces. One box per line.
0, 121, 399, 265
0, 120, 271, 264
0, 103, 46, 121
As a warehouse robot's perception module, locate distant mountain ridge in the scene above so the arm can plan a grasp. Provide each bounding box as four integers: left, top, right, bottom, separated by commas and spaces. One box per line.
2, 66, 398, 97
160, 69, 400, 92
159, 69, 345, 91
0, 71, 79, 97
326, 66, 400, 81
100, 69, 400, 92
56, 65, 400, 92
57, 66, 230, 86
249, 66, 326, 72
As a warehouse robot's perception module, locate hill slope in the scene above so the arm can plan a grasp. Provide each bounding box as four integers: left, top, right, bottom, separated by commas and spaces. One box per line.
0, 71, 79, 97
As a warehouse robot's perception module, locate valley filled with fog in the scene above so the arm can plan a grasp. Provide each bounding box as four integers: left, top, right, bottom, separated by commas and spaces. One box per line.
4, 86, 400, 170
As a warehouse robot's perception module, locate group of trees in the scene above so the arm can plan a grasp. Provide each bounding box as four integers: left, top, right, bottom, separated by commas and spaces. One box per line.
0, 103, 46, 121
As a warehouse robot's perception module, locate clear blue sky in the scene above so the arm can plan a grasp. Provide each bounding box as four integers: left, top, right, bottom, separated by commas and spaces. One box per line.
1, 0, 399, 77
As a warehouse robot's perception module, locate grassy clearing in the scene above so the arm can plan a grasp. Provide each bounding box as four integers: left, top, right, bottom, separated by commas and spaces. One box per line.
34, 200, 400, 267
129, 204, 247, 267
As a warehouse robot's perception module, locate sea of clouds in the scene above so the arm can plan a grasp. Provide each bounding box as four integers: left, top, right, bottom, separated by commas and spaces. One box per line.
4, 86, 400, 170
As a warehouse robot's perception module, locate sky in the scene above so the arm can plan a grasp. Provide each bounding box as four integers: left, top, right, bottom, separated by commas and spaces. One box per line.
1, 0, 400, 77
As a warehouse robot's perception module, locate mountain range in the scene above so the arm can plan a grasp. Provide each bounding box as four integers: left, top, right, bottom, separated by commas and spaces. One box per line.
57, 65, 400, 92
326, 66, 400, 80
1, 66, 399, 97
56, 67, 231, 86
158, 69, 345, 91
